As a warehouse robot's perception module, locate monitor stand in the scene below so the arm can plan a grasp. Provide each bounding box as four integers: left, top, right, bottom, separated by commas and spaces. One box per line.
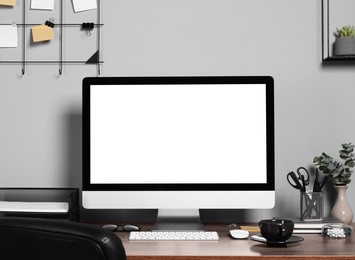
152, 209, 206, 231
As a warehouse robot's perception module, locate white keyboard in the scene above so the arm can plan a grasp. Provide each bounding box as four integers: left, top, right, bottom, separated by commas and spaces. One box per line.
129, 231, 219, 241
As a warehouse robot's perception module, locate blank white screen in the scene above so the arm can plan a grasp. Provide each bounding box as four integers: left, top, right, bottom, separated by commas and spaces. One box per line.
90, 84, 267, 184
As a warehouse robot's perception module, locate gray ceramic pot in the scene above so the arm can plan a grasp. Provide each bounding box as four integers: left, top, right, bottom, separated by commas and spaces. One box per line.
334, 37, 355, 56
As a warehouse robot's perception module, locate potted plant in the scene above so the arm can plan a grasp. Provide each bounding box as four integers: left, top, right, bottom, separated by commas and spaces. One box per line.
313, 143, 354, 185
313, 143, 354, 224
334, 25, 355, 56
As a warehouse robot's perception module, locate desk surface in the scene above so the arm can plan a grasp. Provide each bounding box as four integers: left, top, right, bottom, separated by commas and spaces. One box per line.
114, 223, 355, 260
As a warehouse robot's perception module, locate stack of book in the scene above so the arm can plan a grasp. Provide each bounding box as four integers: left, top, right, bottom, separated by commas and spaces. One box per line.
290, 217, 343, 234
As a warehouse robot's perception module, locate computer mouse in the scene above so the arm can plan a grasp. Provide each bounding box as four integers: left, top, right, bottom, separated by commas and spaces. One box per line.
229, 229, 249, 239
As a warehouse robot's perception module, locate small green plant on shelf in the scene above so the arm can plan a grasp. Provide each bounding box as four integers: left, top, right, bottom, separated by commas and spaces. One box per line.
336, 25, 355, 37
313, 143, 355, 185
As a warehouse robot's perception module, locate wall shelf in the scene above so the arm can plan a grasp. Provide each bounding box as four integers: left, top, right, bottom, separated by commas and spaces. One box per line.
322, 0, 355, 62
0, 0, 103, 75
323, 56, 355, 61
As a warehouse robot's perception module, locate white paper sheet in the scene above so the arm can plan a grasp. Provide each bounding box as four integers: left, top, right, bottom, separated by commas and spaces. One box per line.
72, 0, 97, 13
31, 0, 54, 10
0, 24, 17, 48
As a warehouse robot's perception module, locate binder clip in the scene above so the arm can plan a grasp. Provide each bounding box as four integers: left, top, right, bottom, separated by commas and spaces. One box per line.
45, 18, 55, 28
82, 22, 94, 36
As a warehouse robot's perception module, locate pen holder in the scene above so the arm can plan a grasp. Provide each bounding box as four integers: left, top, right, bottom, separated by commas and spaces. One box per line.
300, 191, 324, 221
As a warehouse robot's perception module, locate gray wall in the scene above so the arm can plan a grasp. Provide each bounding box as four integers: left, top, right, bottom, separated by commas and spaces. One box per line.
1, 0, 355, 223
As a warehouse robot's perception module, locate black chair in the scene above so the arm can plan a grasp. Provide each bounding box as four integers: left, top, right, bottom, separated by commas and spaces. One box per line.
0, 217, 126, 260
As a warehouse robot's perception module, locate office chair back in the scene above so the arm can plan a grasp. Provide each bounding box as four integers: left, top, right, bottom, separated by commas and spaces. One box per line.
0, 217, 126, 260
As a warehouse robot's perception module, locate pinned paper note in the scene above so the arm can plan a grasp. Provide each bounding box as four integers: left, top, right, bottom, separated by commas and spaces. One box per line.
31, 0, 54, 10
0, 0, 16, 6
72, 0, 97, 13
32, 24, 54, 42
0, 24, 17, 48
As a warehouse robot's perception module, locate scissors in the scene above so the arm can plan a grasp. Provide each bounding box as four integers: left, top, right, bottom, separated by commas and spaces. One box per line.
287, 167, 310, 192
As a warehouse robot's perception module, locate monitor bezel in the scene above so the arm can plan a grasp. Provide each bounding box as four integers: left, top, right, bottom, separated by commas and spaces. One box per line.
82, 76, 274, 192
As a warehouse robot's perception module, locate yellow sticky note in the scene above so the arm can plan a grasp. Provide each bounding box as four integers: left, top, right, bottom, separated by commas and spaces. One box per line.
31, 24, 54, 42
0, 0, 16, 6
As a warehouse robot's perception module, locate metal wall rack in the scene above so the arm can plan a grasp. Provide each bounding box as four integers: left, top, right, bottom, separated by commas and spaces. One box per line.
0, 0, 103, 75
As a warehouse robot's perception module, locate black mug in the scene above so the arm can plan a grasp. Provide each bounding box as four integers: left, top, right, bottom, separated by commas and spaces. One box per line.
259, 219, 294, 241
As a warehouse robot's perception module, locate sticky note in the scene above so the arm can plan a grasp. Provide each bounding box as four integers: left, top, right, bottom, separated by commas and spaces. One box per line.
31, 0, 54, 10
72, 0, 97, 13
0, 24, 17, 48
32, 24, 54, 42
0, 0, 16, 6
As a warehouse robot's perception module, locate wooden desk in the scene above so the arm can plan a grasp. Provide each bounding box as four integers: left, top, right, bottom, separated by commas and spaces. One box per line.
115, 223, 355, 260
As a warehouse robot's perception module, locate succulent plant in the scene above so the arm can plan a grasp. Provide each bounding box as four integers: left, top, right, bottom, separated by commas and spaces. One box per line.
313, 143, 355, 185
336, 25, 355, 37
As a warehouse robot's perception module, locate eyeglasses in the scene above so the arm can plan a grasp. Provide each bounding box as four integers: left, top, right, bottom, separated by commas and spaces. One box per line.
101, 224, 141, 232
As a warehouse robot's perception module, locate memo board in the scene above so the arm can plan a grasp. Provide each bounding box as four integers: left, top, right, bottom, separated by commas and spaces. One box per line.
0, 0, 103, 75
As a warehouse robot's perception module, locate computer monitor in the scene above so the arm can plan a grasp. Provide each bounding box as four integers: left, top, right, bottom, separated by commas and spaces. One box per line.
82, 76, 275, 230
